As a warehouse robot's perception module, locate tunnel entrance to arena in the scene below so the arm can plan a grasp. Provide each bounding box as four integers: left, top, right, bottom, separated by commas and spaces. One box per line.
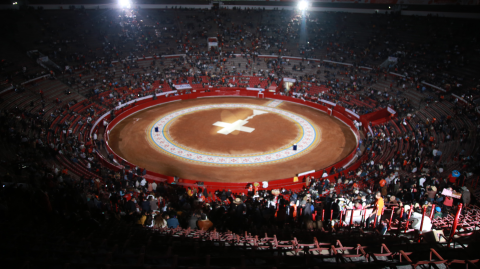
208, 37, 218, 51
282, 78, 296, 93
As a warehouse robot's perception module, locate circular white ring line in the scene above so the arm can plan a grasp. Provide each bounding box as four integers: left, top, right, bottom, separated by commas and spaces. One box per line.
149, 104, 319, 165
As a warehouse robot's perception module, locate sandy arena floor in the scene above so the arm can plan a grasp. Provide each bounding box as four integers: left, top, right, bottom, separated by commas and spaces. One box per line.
108, 97, 356, 182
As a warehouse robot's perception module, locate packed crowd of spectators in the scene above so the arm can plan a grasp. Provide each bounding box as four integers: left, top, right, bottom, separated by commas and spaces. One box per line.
0, 97, 476, 236
1, 6, 480, 245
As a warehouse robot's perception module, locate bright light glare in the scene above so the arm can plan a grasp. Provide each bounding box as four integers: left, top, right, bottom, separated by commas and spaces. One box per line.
298, 1, 308, 11
119, 0, 131, 9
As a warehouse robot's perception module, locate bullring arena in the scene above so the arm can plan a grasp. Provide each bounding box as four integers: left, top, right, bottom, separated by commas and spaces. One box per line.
108, 95, 357, 183
2, 2, 480, 268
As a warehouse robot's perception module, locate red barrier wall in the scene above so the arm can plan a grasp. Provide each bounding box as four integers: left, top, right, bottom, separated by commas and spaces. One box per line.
361, 107, 395, 126
101, 88, 362, 192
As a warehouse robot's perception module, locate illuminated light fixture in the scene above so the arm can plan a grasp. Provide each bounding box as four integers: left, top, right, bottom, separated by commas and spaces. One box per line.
13, 2, 18, 4
119, 0, 131, 9
298, 1, 308, 11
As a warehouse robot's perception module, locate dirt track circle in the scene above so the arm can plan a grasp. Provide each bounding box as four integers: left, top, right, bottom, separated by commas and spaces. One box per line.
108, 97, 357, 183
148, 103, 319, 165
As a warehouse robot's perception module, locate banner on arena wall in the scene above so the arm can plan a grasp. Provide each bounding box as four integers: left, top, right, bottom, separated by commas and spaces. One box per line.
158, 90, 177, 96
298, 170, 315, 177
319, 99, 337, 106
345, 109, 360, 119
268, 86, 277, 92
246, 87, 264, 91
387, 107, 396, 114
208, 42, 218, 47
173, 84, 192, 90
284, 78, 296, 83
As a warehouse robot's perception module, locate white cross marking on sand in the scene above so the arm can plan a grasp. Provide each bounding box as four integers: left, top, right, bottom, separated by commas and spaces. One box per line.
213, 109, 268, 135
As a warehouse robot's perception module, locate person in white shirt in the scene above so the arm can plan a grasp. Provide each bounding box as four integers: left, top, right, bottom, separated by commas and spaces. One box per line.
385, 174, 392, 185
409, 211, 432, 232
151, 181, 157, 191
419, 177, 426, 187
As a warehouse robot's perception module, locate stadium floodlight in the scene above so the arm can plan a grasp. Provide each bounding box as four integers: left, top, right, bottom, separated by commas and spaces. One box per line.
298, 1, 308, 11
119, 0, 131, 9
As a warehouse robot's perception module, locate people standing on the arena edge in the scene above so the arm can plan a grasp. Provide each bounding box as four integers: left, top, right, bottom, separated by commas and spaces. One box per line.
140, 177, 147, 188
147, 181, 153, 192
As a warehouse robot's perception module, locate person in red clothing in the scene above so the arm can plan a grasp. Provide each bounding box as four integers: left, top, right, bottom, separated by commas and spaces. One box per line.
448, 170, 460, 185
443, 187, 454, 213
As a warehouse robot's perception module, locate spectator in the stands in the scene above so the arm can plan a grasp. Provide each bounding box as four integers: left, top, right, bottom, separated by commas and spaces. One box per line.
366, 192, 384, 229
126, 197, 137, 215
166, 213, 180, 228
426, 185, 437, 203
141, 197, 151, 212
409, 208, 432, 232
188, 212, 200, 229
154, 214, 167, 228
197, 214, 214, 231
443, 187, 454, 213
